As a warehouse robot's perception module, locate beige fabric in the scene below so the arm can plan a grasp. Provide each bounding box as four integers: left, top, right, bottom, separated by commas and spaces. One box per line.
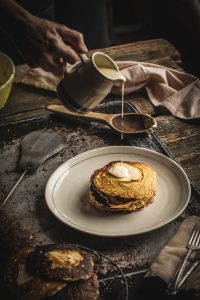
14, 65, 62, 91
14, 61, 200, 120
113, 61, 200, 120
146, 216, 200, 292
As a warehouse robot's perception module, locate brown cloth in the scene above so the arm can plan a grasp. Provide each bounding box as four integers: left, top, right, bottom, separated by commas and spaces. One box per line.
14, 61, 200, 120
145, 216, 200, 296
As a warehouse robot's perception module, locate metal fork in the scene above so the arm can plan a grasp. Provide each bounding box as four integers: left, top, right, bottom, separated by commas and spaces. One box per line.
168, 224, 200, 294
172, 250, 200, 295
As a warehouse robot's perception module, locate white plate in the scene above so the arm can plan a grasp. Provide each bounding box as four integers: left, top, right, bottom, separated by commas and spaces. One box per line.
45, 146, 191, 236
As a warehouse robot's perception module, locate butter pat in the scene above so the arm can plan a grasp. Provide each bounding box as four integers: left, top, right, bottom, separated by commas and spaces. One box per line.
47, 250, 83, 269
108, 163, 141, 181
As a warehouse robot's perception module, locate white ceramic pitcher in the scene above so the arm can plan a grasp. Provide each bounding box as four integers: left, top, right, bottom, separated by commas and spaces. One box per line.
57, 52, 126, 112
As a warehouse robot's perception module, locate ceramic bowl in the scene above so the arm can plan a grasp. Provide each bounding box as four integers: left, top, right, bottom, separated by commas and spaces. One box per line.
0, 52, 15, 110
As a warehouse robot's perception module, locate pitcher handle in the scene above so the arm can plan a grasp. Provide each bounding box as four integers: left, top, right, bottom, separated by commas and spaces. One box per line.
63, 63, 69, 75
64, 53, 88, 75
79, 53, 89, 65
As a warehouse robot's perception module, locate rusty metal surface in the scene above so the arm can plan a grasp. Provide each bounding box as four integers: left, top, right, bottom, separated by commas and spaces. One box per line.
0, 101, 200, 299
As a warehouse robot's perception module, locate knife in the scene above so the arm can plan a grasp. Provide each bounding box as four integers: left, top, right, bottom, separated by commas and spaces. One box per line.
99, 268, 148, 283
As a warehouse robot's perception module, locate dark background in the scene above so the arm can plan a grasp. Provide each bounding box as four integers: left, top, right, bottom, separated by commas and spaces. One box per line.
0, 0, 200, 76
110, 0, 200, 77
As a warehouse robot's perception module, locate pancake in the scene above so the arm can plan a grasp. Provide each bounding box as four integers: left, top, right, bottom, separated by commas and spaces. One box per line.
50, 273, 99, 300
4, 248, 66, 300
89, 161, 156, 213
28, 243, 94, 282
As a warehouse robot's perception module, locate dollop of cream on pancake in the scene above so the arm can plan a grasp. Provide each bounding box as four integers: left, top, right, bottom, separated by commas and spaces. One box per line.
108, 162, 142, 182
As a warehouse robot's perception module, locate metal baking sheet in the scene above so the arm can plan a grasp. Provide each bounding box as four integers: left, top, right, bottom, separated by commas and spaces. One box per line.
0, 101, 200, 299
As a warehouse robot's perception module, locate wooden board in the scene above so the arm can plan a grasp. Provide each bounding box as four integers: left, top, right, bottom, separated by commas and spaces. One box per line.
0, 38, 199, 189
0, 38, 200, 300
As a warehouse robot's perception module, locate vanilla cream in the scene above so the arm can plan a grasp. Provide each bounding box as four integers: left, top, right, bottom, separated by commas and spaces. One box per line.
108, 163, 141, 182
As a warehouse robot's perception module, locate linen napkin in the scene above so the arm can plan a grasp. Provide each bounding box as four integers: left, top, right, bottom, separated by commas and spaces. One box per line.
14, 61, 200, 120
144, 216, 200, 297
113, 61, 200, 120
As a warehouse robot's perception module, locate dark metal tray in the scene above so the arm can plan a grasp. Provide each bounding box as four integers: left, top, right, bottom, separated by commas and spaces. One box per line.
0, 101, 200, 299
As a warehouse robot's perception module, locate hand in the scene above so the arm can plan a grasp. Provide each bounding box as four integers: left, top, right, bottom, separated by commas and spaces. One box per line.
14, 15, 88, 75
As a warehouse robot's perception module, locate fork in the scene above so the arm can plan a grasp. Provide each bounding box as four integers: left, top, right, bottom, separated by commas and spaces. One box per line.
172, 250, 200, 295
168, 224, 200, 294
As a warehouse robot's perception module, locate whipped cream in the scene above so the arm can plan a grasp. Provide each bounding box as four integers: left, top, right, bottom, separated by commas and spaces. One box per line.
108, 163, 141, 181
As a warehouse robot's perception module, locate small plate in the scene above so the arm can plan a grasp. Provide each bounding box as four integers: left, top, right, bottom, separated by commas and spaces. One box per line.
45, 146, 191, 237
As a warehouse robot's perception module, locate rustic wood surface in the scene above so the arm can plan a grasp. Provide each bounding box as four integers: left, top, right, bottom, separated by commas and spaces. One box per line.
0, 38, 199, 189
0, 38, 200, 300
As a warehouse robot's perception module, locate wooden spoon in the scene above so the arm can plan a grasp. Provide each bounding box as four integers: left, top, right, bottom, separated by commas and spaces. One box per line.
47, 105, 157, 134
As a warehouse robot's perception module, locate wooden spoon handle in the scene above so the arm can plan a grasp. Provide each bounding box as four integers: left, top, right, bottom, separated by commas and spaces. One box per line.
47, 105, 112, 124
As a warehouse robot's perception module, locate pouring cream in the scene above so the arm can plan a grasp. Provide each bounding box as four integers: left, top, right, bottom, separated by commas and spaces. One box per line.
97, 65, 126, 140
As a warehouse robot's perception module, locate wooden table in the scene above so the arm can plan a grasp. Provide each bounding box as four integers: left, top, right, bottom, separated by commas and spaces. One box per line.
1, 39, 199, 188
0, 39, 200, 299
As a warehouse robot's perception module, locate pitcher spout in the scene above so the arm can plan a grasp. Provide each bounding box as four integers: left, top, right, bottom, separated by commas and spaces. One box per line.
118, 74, 126, 82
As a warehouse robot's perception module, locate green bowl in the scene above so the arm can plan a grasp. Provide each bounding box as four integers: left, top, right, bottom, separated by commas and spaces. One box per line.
0, 52, 15, 110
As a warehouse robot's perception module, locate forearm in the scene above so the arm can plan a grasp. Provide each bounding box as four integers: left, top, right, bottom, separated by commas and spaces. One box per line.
0, 0, 87, 73
0, 0, 33, 33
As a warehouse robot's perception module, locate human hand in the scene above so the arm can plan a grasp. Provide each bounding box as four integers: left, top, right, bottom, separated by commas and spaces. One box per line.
14, 15, 88, 75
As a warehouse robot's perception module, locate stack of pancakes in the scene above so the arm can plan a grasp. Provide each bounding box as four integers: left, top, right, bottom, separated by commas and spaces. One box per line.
89, 161, 156, 213
4, 243, 99, 300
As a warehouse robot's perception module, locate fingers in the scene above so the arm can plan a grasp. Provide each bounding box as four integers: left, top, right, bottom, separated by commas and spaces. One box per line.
56, 39, 80, 64
28, 55, 64, 76
44, 53, 68, 76
56, 25, 88, 53
45, 58, 64, 76
45, 25, 84, 65
44, 21, 88, 66
27, 39, 79, 75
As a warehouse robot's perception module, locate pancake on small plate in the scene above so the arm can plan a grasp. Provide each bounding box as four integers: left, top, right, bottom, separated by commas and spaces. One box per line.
28, 243, 94, 282
89, 161, 156, 213
4, 247, 66, 300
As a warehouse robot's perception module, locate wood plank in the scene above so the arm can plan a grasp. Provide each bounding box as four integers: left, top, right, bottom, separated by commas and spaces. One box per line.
92, 39, 182, 68
0, 85, 56, 118
1, 38, 200, 300
155, 115, 200, 188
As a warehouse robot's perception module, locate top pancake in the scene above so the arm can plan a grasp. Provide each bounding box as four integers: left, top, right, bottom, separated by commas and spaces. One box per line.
28, 243, 94, 282
92, 161, 156, 200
